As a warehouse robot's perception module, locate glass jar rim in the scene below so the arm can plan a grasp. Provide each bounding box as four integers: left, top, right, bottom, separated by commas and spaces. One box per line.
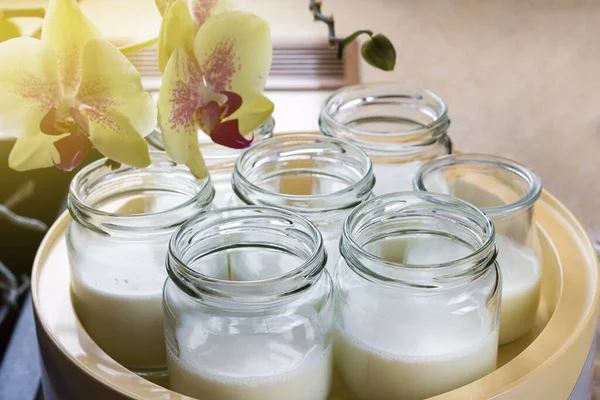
167, 206, 327, 301
413, 153, 542, 216
341, 192, 497, 287
320, 83, 449, 139
232, 134, 375, 213
68, 151, 214, 235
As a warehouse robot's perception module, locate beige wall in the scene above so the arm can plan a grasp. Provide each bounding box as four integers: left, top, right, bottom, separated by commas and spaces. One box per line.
3, 0, 599, 240
248, 0, 600, 240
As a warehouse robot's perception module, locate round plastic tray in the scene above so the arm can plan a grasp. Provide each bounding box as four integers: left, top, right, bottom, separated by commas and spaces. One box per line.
32, 184, 599, 400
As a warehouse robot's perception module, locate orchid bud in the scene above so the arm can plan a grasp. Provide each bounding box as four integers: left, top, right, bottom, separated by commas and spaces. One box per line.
361, 33, 396, 71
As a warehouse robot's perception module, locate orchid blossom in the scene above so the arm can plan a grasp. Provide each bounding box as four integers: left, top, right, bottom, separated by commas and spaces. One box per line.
155, 0, 242, 26
0, 0, 156, 171
157, 0, 273, 178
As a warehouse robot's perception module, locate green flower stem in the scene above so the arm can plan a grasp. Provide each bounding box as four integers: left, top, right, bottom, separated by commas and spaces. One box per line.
340, 30, 373, 46
308, 0, 396, 71
119, 37, 158, 54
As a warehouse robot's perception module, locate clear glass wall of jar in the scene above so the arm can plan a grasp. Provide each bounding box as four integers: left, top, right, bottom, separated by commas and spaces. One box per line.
67, 152, 214, 378
231, 134, 375, 273
319, 84, 451, 195
164, 207, 333, 400
147, 117, 275, 207
334, 193, 500, 400
414, 154, 543, 345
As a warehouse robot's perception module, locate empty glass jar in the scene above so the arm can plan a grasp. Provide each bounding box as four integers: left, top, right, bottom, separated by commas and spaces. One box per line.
414, 153, 543, 344
334, 193, 500, 400
67, 152, 214, 377
147, 117, 275, 207
319, 83, 451, 195
164, 207, 333, 400
231, 134, 375, 272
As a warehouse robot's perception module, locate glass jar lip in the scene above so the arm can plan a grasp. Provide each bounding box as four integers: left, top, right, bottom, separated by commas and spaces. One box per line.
232, 134, 375, 210
68, 151, 214, 233
320, 83, 449, 140
342, 192, 496, 281
413, 153, 542, 216
167, 206, 327, 296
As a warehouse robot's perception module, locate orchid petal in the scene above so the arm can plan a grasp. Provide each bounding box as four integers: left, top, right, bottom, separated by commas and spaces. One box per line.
0, 19, 21, 43
185, 133, 209, 179
226, 93, 274, 134
77, 39, 157, 138
158, 0, 195, 73
39, 108, 63, 136
8, 133, 67, 171
42, 0, 101, 97
79, 105, 151, 168
210, 119, 252, 149
155, 0, 176, 15
194, 11, 271, 98
158, 49, 200, 164
189, 0, 242, 27
199, 101, 220, 134
221, 91, 242, 118
158, 48, 224, 164
0, 38, 62, 138
53, 131, 92, 171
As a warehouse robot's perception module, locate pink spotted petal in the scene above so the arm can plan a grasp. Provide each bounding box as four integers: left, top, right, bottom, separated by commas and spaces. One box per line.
221, 91, 242, 118
191, 0, 217, 26
53, 131, 92, 171
210, 119, 252, 149
190, 0, 241, 27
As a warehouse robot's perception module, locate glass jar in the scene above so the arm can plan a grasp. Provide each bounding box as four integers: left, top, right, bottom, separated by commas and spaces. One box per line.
67, 152, 214, 377
164, 207, 333, 400
320, 83, 452, 195
414, 153, 543, 345
147, 117, 275, 207
231, 134, 375, 273
334, 193, 500, 400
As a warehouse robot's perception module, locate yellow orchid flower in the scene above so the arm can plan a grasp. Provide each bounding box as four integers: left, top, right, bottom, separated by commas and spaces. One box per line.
0, 0, 156, 171
155, 0, 241, 25
189, 0, 242, 26
157, 0, 273, 178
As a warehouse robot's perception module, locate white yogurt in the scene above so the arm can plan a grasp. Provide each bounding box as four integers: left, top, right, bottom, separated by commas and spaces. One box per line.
168, 322, 332, 400
335, 326, 498, 400
71, 265, 166, 369
379, 233, 541, 344
496, 235, 542, 344
69, 193, 185, 370
335, 235, 499, 399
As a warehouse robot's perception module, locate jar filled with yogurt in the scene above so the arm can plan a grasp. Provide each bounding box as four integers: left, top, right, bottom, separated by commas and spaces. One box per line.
164, 207, 334, 400
414, 153, 543, 344
334, 193, 501, 400
319, 83, 451, 194
147, 117, 275, 207
231, 134, 375, 273
67, 152, 215, 378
